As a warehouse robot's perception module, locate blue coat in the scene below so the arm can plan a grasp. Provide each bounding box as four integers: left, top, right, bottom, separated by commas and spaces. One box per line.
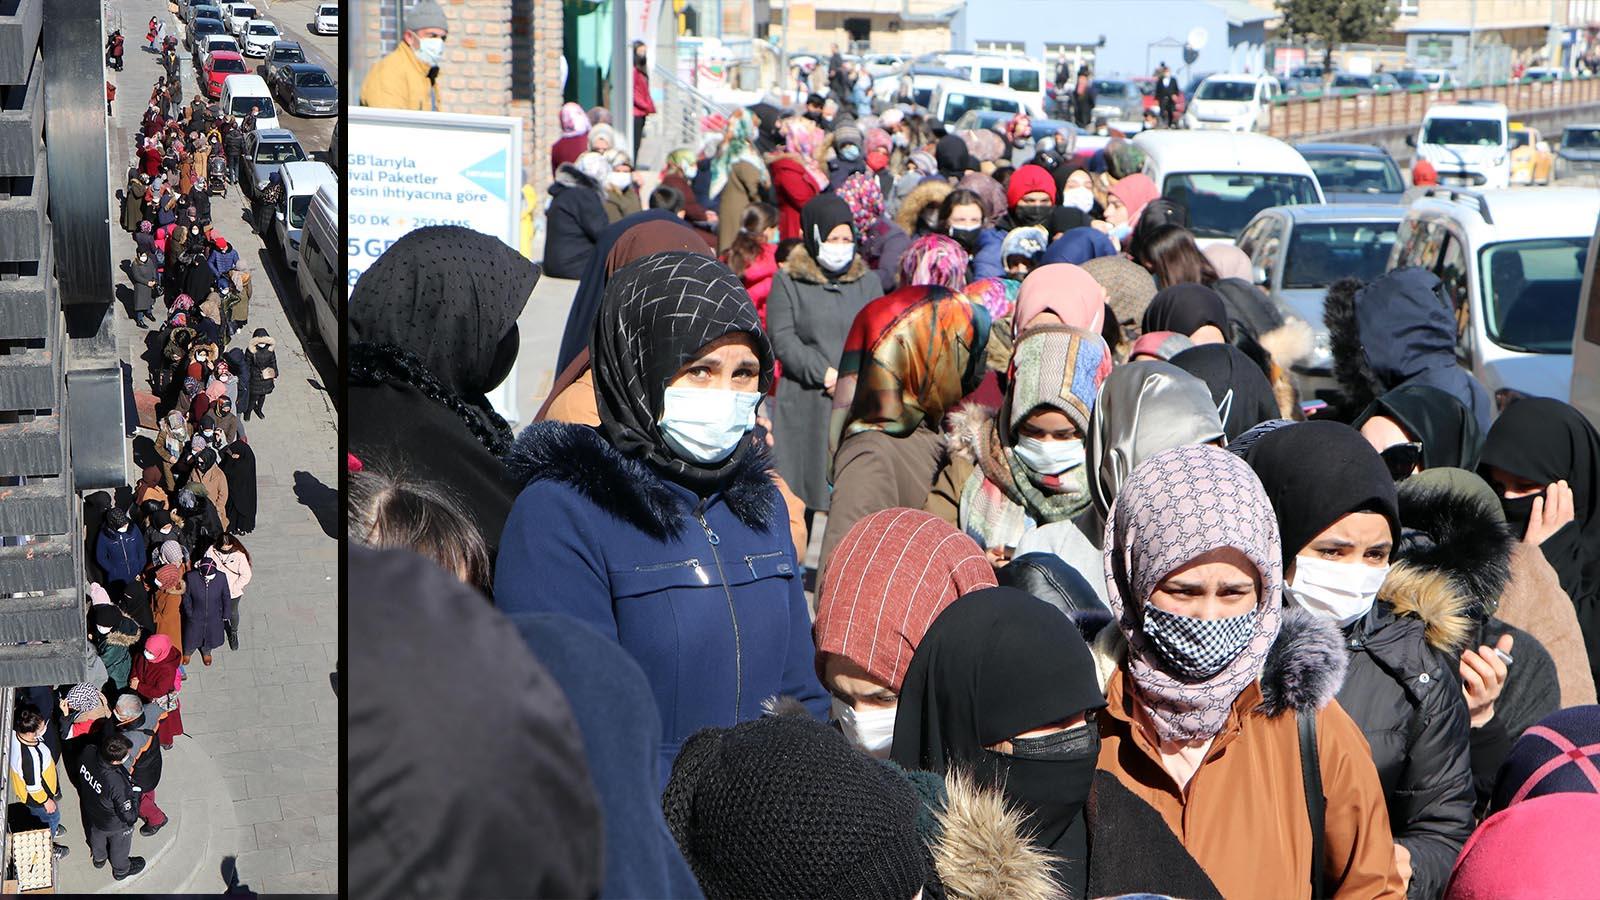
95, 526, 147, 586
181, 569, 228, 653
971, 226, 1007, 280
495, 423, 829, 781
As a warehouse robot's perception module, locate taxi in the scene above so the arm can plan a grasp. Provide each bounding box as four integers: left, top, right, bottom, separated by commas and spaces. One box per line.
1509, 122, 1554, 185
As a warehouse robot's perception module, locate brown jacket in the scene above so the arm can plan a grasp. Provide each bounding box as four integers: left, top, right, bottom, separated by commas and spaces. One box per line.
1092, 611, 1405, 900
1494, 542, 1597, 706
193, 464, 229, 531
819, 426, 950, 576
540, 367, 810, 562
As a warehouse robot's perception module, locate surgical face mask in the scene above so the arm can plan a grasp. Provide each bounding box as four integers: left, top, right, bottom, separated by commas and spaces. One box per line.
832, 698, 897, 757
681, 164, 698, 181
1012, 204, 1052, 227
1111, 223, 1132, 244
1061, 186, 1095, 213
118, 524, 129, 533
816, 241, 855, 272
1142, 601, 1257, 681
891, 132, 908, 148
144, 650, 157, 661
1286, 556, 1389, 627
1013, 436, 1086, 475
606, 172, 632, 190
95, 625, 111, 635
414, 36, 445, 67
657, 387, 760, 464
838, 143, 862, 162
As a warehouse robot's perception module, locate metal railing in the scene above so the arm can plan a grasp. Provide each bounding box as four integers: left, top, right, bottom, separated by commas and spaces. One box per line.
643, 65, 733, 170
1267, 75, 1600, 140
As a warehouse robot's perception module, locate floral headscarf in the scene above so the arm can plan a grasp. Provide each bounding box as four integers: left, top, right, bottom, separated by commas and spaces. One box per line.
897, 234, 970, 291
836, 172, 885, 236
558, 102, 591, 139
710, 112, 769, 199
1103, 443, 1284, 743
782, 118, 830, 191
829, 286, 991, 468
959, 276, 1016, 320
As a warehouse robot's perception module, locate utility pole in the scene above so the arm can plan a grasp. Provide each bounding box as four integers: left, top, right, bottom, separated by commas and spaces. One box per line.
1465, 0, 1476, 84
779, 0, 789, 101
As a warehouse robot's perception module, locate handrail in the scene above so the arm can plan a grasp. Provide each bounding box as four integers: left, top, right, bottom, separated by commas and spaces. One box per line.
1266, 74, 1600, 141
642, 65, 733, 170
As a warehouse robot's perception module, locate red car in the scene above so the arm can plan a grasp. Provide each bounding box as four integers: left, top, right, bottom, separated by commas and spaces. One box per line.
202, 50, 247, 98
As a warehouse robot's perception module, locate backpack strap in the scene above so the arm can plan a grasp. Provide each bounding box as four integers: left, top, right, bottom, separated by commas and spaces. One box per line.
1298, 707, 1326, 899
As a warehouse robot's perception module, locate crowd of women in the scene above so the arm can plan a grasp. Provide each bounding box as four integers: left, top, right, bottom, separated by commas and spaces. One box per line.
350, 91, 1600, 900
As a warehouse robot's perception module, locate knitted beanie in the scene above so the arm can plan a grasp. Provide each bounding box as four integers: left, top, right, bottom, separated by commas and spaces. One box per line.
1490, 705, 1600, 814
662, 713, 933, 900
1005, 164, 1057, 210
1082, 255, 1158, 329
834, 124, 864, 149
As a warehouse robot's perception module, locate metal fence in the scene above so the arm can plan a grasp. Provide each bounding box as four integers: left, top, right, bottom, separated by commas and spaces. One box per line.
1267, 75, 1600, 140
643, 65, 733, 170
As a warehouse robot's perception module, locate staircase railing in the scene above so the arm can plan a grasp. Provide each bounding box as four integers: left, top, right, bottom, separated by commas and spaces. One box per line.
642, 65, 733, 169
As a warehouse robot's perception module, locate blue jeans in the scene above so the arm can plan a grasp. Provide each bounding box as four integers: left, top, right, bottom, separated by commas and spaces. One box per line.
27, 801, 59, 836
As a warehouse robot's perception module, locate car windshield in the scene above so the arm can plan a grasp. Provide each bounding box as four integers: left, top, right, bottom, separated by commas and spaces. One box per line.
212, 57, 245, 73
1095, 81, 1129, 97
233, 7, 256, 17
1333, 75, 1369, 87
249, 24, 276, 34
231, 96, 275, 117
1392, 71, 1421, 86
1563, 127, 1600, 148
1197, 80, 1255, 101
274, 47, 306, 62
296, 71, 333, 87
1510, 130, 1531, 149
1282, 222, 1399, 288
1303, 153, 1405, 194
1162, 172, 1322, 239
255, 141, 305, 163
1423, 117, 1502, 146
1478, 238, 1589, 353
290, 193, 313, 229
196, 19, 223, 34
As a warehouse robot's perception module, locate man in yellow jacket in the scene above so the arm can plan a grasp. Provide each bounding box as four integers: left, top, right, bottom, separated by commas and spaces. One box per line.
358, 0, 449, 111
9, 707, 68, 859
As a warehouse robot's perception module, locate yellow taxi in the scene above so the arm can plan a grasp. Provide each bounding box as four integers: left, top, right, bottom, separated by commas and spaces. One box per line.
1509, 122, 1554, 185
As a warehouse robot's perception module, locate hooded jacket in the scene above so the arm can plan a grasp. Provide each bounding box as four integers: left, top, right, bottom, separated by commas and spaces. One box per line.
892, 179, 953, 239
494, 422, 830, 782
1324, 269, 1492, 430
1335, 565, 1476, 900
246, 334, 277, 396
1092, 607, 1405, 900
544, 164, 611, 279
96, 524, 147, 586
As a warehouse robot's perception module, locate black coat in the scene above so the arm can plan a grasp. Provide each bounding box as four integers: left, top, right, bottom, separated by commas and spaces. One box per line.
1335, 589, 1474, 900
1087, 771, 1221, 899
543, 165, 610, 279
247, 336, 277, 396
1468, 617, 1560, 815
75, 749, 140, 831
221, 441, 258, 534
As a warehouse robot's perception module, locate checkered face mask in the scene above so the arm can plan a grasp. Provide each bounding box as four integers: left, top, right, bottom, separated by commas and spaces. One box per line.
1141, 603, 1258, 682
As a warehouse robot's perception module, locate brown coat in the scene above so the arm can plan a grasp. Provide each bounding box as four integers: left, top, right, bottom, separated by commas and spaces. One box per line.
1092, 617, 1405, 900
193, 464, 230, 531
1494, 542, 1597, 706
540, 367, 810, 563
717, 160, 765, 253
819, 426, 949, 577
149, 563, 186, 651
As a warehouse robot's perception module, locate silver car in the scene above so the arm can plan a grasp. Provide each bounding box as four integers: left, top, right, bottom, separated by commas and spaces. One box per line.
1555, 123, 1600, 179
240, 128, 307, 197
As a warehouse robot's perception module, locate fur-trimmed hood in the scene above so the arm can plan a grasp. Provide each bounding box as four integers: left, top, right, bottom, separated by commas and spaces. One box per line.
944, 403, 995, 465
249, 335, 275, 352
782, 243, 872, 285
552, 162, 601, 193
930, 771, 1066, 900
1377, 562, 1475, 653
1257, 318, 1315, 370
1324, 269, 1469, 418
503, 421, 779, 542
893, 179, 953, 236
1395, 476, 1515, 623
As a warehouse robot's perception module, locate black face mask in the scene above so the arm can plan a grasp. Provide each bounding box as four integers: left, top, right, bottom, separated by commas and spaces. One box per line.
1012, 204, 1053, 227
1502, 491, 1583, 586
975, 724, 1098, 869
948, 226, 981, 254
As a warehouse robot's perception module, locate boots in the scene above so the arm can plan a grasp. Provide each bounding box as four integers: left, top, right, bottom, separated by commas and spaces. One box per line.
201, 653, 212, 667
224, 620, 238, 651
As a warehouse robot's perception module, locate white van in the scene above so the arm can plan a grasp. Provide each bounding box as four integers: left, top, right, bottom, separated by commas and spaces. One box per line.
1184, 73, 1280, 132
1566, 210, 1600, 425
927, 80, 1042, 126
296, 183, 340, 364
1410, 102, 1511, 189
274, 160, 337, 271
1134, 129, 1325, 246
220, 73, 281, 131
935, 52, 1047, 115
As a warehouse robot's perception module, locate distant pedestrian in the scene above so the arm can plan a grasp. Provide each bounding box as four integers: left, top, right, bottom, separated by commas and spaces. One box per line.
243, 328, 277, 419
631, 41, 654, 158
75, 732, 145, 881
9, 707, 68, 858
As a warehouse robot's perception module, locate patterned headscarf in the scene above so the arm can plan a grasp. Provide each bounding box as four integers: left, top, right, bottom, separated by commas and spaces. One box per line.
559, 102, 591, 139
897, 234, 969, 291
829, 286, 992, 464
999, 226, 1049, 270
1103, 443, 1283, 743
781, 118, 829, 191
66, 683, 102, 714
956, 173, 1007, 227
159, 540, 185, 565
836, 172, 885, 236
959, 277, 1016, 320
665, 147, 696, 174
710, 111, 768, 199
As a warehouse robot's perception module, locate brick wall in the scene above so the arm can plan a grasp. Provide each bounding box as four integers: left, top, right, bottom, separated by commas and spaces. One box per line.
528, 0, 563, 187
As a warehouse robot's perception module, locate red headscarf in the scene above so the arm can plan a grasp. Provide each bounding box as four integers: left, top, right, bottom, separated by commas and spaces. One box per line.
1445, 794, 1600, 898
1413, 159, 1438, 187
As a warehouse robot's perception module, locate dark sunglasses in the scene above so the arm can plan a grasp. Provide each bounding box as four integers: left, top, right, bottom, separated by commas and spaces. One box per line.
1380, 442, 1424, 481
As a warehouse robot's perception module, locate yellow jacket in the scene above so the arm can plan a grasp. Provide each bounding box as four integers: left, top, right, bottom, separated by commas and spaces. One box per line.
8, 733, 59, 805
359, 42, 438, 111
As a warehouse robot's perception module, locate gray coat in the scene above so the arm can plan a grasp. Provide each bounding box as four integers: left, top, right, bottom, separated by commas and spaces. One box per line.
766, 246, 882, 510
130, 255, 159, 312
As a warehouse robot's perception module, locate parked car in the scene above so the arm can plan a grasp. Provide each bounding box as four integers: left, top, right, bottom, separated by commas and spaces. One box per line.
861, 53, 907, 81
240, 19, 281, 57
261, 40, 308, 86
297, 184, 341, 363
313, 2, 339, 35
239, 127, 307, 196
926, 80, 1041, 126
1294, 142, 1406, 204
1569, 213, 1600, 425
185, 3, 221, 30
1237, 204, 1406, 403
1521, 66, 1564, 83
220, 2, 259, 37
1085, 78, 1144, 125
1407, 101, 1511, 189
1391, 69, 1455, 91
935, 52, 1047, 114
1330, 71, 1402, 94
1554, 122, 1600, 179
185, 16, 227, 52
201, 50, 248, 98
274, 161, 339, 270
1133, 129, 1324, 245
1391, 188, 1600, 402
1509, 123, 1555, 185
193, 33, 239, 71
273, 64, 338, 118
1183, 73, 1281, 132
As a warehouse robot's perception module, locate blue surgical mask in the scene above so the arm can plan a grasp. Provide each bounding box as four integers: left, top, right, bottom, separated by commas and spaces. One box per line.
1013, 436, 1086, 475
891, 132, 908, 148
839, 144, 862, 162
658, 387, 760, 464
1111, 223, 1132, 244
1142, 602, 1257, 681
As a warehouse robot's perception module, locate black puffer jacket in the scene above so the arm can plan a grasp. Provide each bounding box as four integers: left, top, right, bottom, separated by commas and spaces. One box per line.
1335, 562, 1476, 900
543, 164, 609, 279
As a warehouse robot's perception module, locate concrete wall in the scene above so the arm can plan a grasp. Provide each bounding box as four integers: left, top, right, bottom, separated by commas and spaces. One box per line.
1307, 101, 1600, 167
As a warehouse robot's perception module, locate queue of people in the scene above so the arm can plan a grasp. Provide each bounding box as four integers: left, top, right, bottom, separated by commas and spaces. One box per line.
354, 87, 1600, 899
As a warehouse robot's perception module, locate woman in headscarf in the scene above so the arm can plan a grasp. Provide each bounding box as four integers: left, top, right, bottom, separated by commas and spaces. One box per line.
1102, 172, 1159, 243
893, 175, 953, 240
1245, 422, 1475, 899
813, 508, 997, 758
713, 110, 770, 252
219, 439, 257, 534
931, 187, 999, 280
896, 234, 970, 291
495, 252, 829, 780
837, 171, 910, 293
544, 151, 613, 279
1141, 283, 1232, 345
1042, 227, 1116, 267
943, 327, 1113, 561
552, 104, 593, 173
819, 286, 991, 570
1170, 343, 1282, 443
1354, 384, 1483, 478
129, 633, 182, 749
768, 194, 884, 521
892, 586, 1107, 897
998, 225, 1050, 280
1094, 443, 1404, 899
659, 147, 712, 225
1013, 262, 1109, 334
934, 132, 979, 180
1478, 397, 1600, 688
349, 226, 539, 558
769, 118, 828, 240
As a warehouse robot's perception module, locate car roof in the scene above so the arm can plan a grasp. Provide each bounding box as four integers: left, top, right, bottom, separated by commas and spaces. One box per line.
202, 33, 235, 42
1294, 142, 1393, 157
1563, 122, 1600, 129
1134, 130, 1316, 175
252, 127, 298, 142
1409, 188, 1600, 241
1203, 72, 1267, 83
245, 18, 277, 26
1273, 203, 1406, 222
1425, 102, 1506, 118
281, 161, 337, 189
270, 40, 303, 50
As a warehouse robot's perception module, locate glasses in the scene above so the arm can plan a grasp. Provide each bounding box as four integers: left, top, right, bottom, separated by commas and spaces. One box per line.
1379, 442, 1423, 481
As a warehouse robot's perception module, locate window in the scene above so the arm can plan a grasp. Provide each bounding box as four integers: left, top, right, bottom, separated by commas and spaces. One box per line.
1422, 118, 1503, 147
1008, 69, 1040, 93
254, 141, 306, 164
1563, 127, 1600, 149
231, 96, 276, 117
979, 66, 1005, 86
233, 7, 256, 18
1282, 222, 1400, 288
212, 57, 246, 73
290, 193, 313, 229
1303, 154, 1405, 195
249, 24, 276, 35
941, 93, 1019, 123
1436, 233, 1471, 358
1478, 238, 1589, 353
1160, 173, 1322, 240
1093, 80, 1129, 97
1238, 216, 1284, 286
976, 41, 1024, 54
296, 72, 333, 87
1196, 80, 1256, 102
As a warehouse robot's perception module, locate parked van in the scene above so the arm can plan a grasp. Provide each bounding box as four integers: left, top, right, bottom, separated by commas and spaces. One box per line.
1392, 187, 1598, 402
219, 72, 281, 130
296, 183, 340, 364
927, 79, 1042, 126
934, 52, 1047, 115
1409, 101, 1511, 189
274, 160, 337, 271
1134, 129, 1324, 246
1568, 210, 1600, 425
1183, 73, 1280, 132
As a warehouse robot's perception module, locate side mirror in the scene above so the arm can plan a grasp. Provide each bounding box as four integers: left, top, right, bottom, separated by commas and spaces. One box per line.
1405, 133, 1417, 147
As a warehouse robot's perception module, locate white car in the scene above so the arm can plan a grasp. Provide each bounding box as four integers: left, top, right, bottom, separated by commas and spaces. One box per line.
240, 19, 281, 57
1184, 73, 1280, 132
1133, 129, 1325, 247
196, 33, 239, 69
1570, 215, 1600, 425
313, 2, 338, 34
220, 1, 258, 37
1391, 188, 1600, 402
1410, 102, 1511, 190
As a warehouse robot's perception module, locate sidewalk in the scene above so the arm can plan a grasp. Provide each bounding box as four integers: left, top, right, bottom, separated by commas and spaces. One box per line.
77, 0, 340, 892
